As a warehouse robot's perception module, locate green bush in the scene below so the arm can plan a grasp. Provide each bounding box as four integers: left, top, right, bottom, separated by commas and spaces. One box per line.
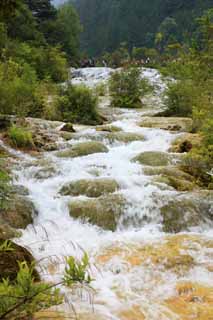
94, 82, 107, 97
7, 125, 34, 149
0, 162, 10, 209
57, 84, 102, 125
164, 80, 198, 117
0, 251, 93, 319
0, 60, 43, 117
109, 67, 150, 108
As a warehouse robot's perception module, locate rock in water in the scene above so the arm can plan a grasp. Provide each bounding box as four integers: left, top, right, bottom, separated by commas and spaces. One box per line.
161, 191, 213, 233
133, 151, 172, 166
69, 194, 125, 231
106, 132, 145, 143
60, 178, 119, 197
56, 141, 108, 158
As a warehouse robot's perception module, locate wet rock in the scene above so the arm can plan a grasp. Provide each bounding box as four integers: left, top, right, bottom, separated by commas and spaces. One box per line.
133, 151, 172, 166
34, 166, 57, 180
60, 178, 119, 197
60, 131, 74, 141
161, 192, 213, 233
96, 125, 122, 133
10, 185, 29, 196
56, 141, 108, 158
143, 166, 197, 191
0, 239, 40, 281
69, 194, 125, 231
60, 122, 76, 133
153, 175, 195, 191
138, 117, 193, 132
1, 195, 37, 229
0, 218, 21, 240
106, 132, 145, 143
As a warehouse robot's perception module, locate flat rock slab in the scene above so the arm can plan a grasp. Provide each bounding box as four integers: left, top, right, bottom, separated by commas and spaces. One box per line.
56, 141, 108, 158
69, 194, 125, 231
138, 117, 193, 132
60, 178, 119, 197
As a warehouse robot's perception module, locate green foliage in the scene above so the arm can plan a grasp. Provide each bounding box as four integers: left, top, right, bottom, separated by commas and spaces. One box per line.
109, 67, 151, 108
7, 125, 34, 149
0, 60, 42, 117
57, 84, 101, 125
63, 253, 93, 287
0, 261, 62, 320
94, 82, 107, 97
0, 240, 14, 253
0, 253, 93, 319
164, 80, 197, 117
0, 163, 10, 209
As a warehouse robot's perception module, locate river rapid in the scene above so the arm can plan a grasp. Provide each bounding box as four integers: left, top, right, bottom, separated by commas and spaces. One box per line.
8, 68, 213, 319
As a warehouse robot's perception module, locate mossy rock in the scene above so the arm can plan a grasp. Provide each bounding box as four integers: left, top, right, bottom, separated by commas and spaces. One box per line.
0, 218, 21, 240
161, 193, 213, 233
154, 175, 195, 191
138, 117, 193, 132
56, 141, 108, 158
34, 166, 57, 180
143, 166, 194, 181
96, 125, 122, 133
1, 195, 37, 229
144, 166, 197, 191
106, 132, 145, 143
60, 131, 74, 141
133, 151, 171, 166
170, 133, 202, 153
60, 178, 119, 197
0, 240, 40, 282
60, 122, 75, 132
69, 194, 125, 231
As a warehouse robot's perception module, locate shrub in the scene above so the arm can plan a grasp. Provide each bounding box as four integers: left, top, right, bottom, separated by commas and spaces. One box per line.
57, 84, 102, 125
7, 125, 34, 149
0, 163, 10, 209
94, 82, 107, 97
164, 80, 199, 117
109, 67, 151, 108
0, 60, 42, 117
0, 252, 93, 319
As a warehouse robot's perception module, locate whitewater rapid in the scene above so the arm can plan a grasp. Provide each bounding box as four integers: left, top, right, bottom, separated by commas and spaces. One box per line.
8, 68, 213, 319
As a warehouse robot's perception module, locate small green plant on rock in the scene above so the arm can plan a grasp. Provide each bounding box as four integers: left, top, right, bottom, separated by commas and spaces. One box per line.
109, 67, 151, 108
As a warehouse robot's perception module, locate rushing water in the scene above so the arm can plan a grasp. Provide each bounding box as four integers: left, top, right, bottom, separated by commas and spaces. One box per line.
6, 68, 213, 319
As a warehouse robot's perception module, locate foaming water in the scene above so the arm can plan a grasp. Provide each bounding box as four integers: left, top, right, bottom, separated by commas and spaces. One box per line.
6, 68, 212, 319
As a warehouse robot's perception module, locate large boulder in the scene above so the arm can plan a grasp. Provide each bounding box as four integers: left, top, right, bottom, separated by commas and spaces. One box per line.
106, 132, 145, 143
1, 195, 37, 229
60, 178, 119, 197
133, 151, 172, 166
0, 240, 40, 281
138, 117, 193, 132
0, 217, 21, 240
161, 192, 213, 233
56, 141, 108, 158
69, 194, 125, 231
